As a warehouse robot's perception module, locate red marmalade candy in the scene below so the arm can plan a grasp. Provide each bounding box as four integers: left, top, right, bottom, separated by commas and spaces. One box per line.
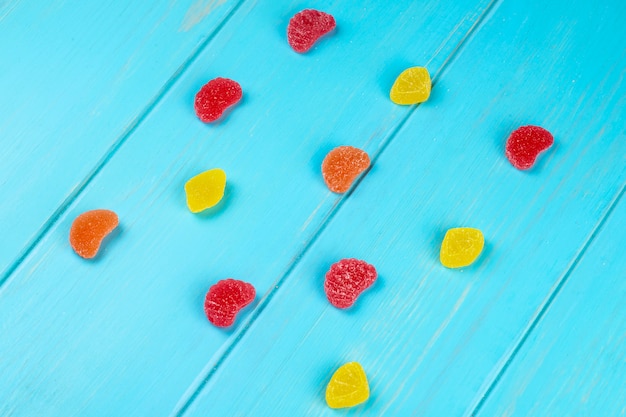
324, 259, 377, 309
69, 209, 119, 259
287, 9, 336, 53
194, 77, 242, 123
204, 279, 256, 327
505, 125, 554, 170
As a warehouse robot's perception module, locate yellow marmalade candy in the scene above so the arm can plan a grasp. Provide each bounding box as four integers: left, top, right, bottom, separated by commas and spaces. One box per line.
184, 168, 226, 213
440, 227, 484, 268
325, 362, 369, 409
390, 66, 431, 105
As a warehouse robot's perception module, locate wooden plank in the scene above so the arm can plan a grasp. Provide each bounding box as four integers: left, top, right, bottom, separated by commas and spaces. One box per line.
0, 0, 494, 415
173, 0, 626, 415
475, 190, 625, 417
0, 0, 242, 275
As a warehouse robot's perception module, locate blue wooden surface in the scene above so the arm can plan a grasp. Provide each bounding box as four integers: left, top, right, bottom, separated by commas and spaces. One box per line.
0, 0, 624, 416
476, 191, 625, 417
0, 0, 242, 276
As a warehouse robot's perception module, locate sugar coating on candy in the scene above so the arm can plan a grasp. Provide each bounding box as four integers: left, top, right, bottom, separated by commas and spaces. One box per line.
287, 9, 336, 53
204, 279, 256, 327
69, 209, 119, 259
505, 125, 554, 170
390, 66, 431, 105
440, 227, 484, 268
322, 146, 370, 193
184, 168, 226, 213
324, 259, 377, 309
194, 77, 242, 123
326, 362, 370, 409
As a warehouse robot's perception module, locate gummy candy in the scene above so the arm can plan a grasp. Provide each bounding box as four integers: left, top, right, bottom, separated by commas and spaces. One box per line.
505, 125, 554, 170
326, 362, 370, 409
194, 77, 242, 123
324, 259, 377, 309
440, 227, 484, 268
287, 9, 336, 53
204, 279, 256, 327
184, 168, 226, 213
322, 146, 370, 193
69, 209, 119, 259
390, 66, 431, 105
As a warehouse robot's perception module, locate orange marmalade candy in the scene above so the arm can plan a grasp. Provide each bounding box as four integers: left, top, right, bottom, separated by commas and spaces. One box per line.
326, 362, 370, 408
321, 146, 370, 193
69, 209, 119, 259
440, 227, 484, 268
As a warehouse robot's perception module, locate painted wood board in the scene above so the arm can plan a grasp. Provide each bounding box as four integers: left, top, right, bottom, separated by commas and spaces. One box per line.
475, 190, 625, 417
0, 0, 241, 276
174, 0, 626, 415
0, 0, 497, 415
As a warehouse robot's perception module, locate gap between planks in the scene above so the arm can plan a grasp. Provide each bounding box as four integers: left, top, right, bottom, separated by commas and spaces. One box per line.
466, 182, 626, 417
0, 0, 249, 292
171, 0, 503, 415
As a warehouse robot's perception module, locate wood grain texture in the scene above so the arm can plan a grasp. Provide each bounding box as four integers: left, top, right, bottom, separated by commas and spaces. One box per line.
475, 190, 625, 417
174, 0, 626, 415
0, 0, 496, 415
0, 0, 241, 276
